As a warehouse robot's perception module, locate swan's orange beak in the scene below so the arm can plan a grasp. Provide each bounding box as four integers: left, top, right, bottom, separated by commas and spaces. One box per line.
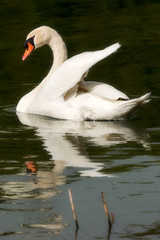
22, 42, 35, 61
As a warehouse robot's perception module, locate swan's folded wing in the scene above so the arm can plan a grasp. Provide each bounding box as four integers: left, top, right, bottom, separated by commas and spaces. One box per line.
42, 43, 121, 100
79, 81, 129, 100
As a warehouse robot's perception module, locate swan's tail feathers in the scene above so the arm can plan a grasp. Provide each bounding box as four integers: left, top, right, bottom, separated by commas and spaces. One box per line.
119, 92, 151, 120
137, 92, 151, 105
124, 92, 151, 107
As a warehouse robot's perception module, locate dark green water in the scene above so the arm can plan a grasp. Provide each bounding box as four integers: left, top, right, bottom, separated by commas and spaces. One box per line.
0, 1, 160, 239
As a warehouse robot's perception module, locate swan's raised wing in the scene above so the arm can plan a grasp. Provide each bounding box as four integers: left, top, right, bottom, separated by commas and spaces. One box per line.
41, 43, 121, 100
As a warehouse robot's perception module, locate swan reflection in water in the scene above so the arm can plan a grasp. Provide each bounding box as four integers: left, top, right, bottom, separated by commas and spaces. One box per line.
17, 112, 150, 179
3, 112, 150, 201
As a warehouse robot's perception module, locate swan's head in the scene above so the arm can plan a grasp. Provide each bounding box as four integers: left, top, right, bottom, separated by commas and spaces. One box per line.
22, 26, 52, 61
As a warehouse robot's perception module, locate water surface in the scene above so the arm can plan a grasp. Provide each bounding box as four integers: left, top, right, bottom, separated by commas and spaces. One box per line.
0, 1, 160, 239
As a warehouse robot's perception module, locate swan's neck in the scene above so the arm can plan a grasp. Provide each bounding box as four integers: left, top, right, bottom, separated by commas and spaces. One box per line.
35, 28, 67, 92
34, 28, 68, 91
47, 29, 68, 76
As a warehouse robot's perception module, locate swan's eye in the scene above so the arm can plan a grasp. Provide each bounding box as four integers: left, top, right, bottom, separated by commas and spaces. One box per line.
23, 41, 28, 50
23, 36, 35, 50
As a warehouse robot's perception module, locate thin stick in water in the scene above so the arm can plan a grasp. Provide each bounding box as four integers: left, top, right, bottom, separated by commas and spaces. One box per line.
101, 192, 112, 228
68, 189, 79, 229
111, 212, 115, 225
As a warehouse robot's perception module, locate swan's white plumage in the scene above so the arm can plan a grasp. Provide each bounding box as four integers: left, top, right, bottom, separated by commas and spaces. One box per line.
42, 43, 121, 100
79, 81, 129, 101
17, 26, 150, 121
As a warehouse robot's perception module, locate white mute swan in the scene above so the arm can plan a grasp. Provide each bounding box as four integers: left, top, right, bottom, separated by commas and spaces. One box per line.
17, 26, 150, 121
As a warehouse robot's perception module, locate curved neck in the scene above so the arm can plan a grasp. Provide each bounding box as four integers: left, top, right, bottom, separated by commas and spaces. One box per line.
36, 29, 67, 89
47, 29, 68, 76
